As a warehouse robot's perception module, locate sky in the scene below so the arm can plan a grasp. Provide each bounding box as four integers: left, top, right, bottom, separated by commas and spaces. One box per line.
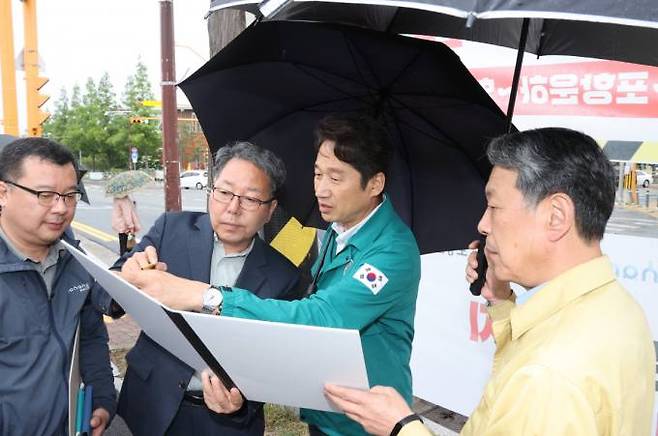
2, 0, 212, 132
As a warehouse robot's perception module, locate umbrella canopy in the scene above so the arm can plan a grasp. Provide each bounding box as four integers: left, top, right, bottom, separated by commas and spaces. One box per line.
209, 0, 658, 67
105, 170, 153, 198
180, 20, 510, 254
0, 134, 90, 204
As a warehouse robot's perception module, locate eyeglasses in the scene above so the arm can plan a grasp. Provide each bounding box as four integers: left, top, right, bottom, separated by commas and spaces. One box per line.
209, 187, 274, 211
2, 180, 83, 207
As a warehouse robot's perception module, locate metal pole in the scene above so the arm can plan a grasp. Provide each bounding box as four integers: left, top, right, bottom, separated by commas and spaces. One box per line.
160, 0, 181, 211
506, 18, 530, 133
23, 0, 48, 137
616, 162, 625, 204
0, 0, 19, 135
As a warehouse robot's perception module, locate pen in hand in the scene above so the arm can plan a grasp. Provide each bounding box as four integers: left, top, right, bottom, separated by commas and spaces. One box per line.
140, 263, 157, 270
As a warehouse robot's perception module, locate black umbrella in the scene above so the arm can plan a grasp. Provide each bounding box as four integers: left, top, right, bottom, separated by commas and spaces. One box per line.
209, 0, 658, 129
180, 20, 510, 254
209, 0, 658, 67
0, 134, 90, 204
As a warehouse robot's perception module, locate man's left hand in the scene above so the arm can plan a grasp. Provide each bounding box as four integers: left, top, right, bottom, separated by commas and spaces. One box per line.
90, 407, 110, 436
324, 384, 412, 436
202, 370, 245, 414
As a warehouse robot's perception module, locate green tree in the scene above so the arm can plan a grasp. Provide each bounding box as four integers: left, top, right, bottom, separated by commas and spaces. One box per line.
111, 59, 162, 169
43, 60, 162, 171
43, 88, 70, 141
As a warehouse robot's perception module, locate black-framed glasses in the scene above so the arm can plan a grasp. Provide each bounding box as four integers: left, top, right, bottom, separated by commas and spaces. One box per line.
208, 187, 274, 211
2, 180, 82, 207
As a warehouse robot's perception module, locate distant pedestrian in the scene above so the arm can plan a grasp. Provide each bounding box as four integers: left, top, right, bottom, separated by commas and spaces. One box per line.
111, 195, 141, 255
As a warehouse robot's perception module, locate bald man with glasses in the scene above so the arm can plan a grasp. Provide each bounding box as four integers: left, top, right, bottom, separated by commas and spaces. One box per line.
0, 137, 116, 436
103, 141, 300, 436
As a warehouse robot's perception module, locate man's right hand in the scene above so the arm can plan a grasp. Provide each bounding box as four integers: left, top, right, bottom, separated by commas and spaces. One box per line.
120, 245, 208, 311
465, 239, 512, 304
121, 245, 167, 273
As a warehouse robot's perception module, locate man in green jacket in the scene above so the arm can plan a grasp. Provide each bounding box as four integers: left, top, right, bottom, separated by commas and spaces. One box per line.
122, 113, 422, 436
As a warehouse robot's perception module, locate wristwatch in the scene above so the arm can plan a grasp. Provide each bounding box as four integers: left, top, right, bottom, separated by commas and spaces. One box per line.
201, 285, 223, 315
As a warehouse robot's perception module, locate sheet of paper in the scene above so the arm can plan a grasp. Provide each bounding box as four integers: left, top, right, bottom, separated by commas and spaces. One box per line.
63, 241, 369, 412
62, 241, 208, 372
182, 311, 369, 411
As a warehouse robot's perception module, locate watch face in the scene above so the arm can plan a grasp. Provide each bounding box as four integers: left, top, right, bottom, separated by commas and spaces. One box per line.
204, 288, 222, 307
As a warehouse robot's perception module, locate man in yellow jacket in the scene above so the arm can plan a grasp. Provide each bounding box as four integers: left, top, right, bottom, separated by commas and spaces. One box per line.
325, 127, 655, 436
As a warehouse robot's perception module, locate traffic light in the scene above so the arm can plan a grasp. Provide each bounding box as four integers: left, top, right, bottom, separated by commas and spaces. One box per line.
129, 116, 147, 124
27, 75, 49, 137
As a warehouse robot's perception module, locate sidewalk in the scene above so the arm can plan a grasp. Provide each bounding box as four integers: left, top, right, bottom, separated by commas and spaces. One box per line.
78, 234, 461, 435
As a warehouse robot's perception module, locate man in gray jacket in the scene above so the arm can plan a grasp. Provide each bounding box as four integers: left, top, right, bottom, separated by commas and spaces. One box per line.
0, 138, 115, 435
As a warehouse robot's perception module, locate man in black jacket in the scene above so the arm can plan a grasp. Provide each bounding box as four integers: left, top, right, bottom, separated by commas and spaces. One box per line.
108, 141, 300, 436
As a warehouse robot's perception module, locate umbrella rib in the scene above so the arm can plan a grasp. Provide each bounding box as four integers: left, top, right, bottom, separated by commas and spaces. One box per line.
342, 34, 383, 103
383, 100, 416, 231
293, 63, 373, 99
341, 33, 432, 119
386, 95, 467, 151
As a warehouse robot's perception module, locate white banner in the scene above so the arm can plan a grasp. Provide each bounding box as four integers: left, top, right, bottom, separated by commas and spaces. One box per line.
411, 233, 658, 429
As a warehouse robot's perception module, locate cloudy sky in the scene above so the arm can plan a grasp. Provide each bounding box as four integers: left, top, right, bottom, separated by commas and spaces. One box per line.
2, 0, 211, 128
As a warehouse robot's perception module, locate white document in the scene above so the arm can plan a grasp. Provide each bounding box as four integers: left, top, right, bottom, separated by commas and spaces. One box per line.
181, 311, 368, 411
63, 241, 369, 412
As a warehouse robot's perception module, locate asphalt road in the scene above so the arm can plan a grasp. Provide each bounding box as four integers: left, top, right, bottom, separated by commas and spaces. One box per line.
74, 181, 209, 255
73, 181, 658, 254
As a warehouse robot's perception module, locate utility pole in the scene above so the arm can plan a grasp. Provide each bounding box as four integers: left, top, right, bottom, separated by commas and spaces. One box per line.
0, 0, 19, 135
207, 9, 245, 57
22, 0, 49, 137
207, 7, 244, 185
160, 0, 181, 211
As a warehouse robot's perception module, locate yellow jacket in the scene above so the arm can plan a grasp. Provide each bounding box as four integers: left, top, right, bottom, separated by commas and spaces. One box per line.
402, 256, 655, 436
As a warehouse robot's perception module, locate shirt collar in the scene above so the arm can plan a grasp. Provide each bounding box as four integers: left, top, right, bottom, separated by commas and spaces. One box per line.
515, 283, 545, 305
510, 256, 616, 341
213, 234, 255, 258
331, 195, 385, 254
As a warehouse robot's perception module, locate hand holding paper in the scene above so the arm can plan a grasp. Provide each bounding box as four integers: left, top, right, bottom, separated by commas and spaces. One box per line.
323, 385, 413, 436
202, 370, 244, 414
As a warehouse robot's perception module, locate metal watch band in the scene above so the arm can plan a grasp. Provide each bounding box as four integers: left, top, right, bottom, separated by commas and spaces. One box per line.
202, 285, 222, 315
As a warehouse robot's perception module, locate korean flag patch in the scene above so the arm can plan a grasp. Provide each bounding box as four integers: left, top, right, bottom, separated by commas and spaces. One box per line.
353, 263, 389, 295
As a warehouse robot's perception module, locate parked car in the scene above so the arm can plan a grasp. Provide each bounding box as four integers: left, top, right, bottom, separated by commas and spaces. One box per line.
180, 170, 208, 190
637, 170, 653, 188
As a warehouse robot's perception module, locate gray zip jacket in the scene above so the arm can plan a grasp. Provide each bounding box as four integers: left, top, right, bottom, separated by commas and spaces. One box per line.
0, 232, 116, 435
